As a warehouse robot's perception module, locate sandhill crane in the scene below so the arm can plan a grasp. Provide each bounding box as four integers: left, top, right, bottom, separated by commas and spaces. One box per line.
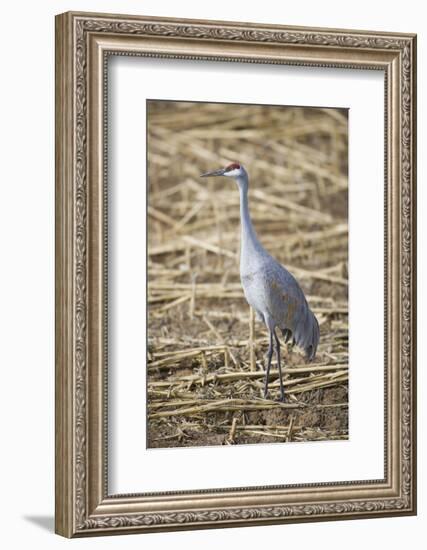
201, 162, 319, 402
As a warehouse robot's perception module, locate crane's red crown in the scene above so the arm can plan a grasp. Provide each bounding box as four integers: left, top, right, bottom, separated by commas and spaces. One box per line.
225, 162, 241, 172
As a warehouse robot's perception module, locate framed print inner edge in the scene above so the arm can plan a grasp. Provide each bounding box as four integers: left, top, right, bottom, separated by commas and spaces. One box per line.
55, 11, 417, 538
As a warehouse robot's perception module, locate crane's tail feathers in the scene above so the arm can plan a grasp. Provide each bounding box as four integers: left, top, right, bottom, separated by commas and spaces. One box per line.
281, 309, 319, 360
291, 308, 319, 362
281, 328, 292, 343
305, 311, 319, 361
281, 328, 296, 348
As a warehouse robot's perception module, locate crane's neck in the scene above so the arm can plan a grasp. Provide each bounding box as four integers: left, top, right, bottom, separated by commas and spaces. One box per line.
237, 176, 263, 260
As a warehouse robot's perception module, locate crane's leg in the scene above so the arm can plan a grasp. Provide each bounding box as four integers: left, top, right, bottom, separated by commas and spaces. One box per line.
264, 330, 274, 399
274, 330, 285, 402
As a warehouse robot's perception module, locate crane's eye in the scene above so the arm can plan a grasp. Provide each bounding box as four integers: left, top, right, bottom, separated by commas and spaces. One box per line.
226, 162, 241, 172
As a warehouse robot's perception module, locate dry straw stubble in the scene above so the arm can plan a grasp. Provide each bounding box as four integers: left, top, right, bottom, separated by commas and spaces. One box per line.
147, 100, 348, 449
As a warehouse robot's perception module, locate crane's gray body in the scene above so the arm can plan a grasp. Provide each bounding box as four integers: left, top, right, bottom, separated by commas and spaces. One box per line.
237, 170, 319, 360
240, 246, 319, 360
201, 162, 319, 400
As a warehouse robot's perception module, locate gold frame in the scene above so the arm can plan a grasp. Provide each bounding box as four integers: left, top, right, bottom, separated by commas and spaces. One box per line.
55, 11, 417, 538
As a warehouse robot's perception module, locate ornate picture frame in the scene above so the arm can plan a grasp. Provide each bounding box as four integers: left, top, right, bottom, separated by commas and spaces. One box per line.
55, 11, 417, 537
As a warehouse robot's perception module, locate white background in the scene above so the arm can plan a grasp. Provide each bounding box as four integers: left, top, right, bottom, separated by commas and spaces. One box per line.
0, 1, 424, 549
109, 59, 384, 493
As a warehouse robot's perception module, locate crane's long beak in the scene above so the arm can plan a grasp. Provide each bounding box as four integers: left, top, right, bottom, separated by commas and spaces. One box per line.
200, 168, 226, 178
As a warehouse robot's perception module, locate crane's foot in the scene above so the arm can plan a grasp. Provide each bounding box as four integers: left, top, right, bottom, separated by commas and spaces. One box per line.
277, 392, 286, 403
263, 389, 269, 400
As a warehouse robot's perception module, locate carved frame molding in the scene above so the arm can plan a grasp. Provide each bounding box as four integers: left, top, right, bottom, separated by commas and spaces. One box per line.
55, 11, 416, 537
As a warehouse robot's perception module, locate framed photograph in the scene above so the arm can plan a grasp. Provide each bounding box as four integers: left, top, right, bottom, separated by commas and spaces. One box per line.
55, 11, 417, 537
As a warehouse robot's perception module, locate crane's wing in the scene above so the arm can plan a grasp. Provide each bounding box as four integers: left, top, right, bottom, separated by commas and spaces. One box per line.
262, 259, 319, 361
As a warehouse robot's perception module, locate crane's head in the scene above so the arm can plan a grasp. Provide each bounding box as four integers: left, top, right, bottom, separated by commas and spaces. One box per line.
200, 162, 247, 180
